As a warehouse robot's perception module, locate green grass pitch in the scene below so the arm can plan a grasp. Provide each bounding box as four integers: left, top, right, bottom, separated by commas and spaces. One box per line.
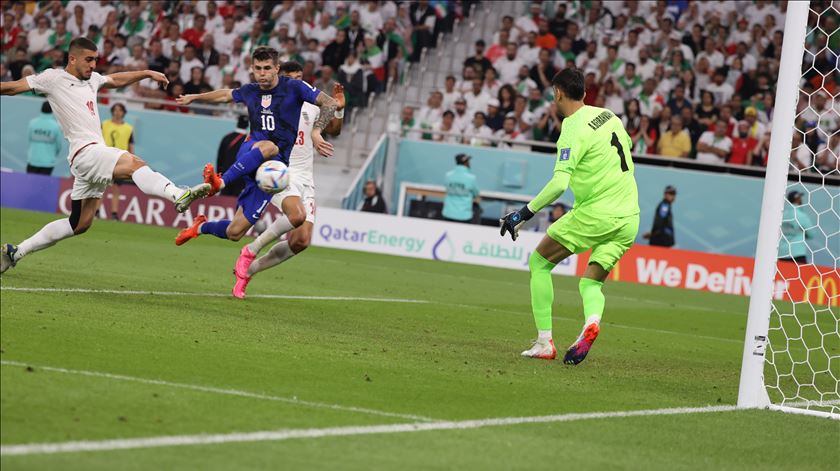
1, 208, 837, 470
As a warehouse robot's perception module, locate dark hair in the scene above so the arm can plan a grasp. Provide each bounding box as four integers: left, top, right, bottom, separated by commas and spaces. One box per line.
551, 68, 585, 101
443, 110, 455, 118
474, 111, 486, 119
110, 103, 126, 114
41, 102, 52, 114
475, 39, 485, 47
69, 37, 98, 53
280, 61, 303, 73
252, 46, 280, 65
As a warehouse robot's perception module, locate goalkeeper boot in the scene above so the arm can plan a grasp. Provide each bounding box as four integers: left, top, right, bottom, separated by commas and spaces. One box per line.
563, 322, 600, 365
175, 215, 207, 246
521, 339, 556, 360
203, 163, 224, 196
0, 243, 18, 274
174, 183, 212, 213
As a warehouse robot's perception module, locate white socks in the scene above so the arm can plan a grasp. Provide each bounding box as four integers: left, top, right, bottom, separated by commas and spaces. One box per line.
15, 218, 75, 260
248, 215, 294, 254
248, 241, 295, 276
538, 330, 552, 342
132, 166, 183, 202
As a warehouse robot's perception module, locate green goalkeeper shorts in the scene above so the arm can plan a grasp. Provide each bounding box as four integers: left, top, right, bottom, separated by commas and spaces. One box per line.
546, 210, 640, 272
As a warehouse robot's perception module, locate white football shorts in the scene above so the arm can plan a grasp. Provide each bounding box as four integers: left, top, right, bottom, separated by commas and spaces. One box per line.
70, 144, 125, 200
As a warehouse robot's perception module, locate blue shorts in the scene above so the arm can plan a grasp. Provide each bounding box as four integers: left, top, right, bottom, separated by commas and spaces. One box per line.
238, 178, 273, 225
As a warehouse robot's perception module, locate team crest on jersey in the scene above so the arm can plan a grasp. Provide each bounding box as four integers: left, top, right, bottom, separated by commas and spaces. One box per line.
560, 148, 571, 161
302, 111, 310, 124
261, 94, 272, 108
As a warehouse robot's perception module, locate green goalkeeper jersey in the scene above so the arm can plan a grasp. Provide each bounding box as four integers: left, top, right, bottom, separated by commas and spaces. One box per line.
553, 105, 639, 218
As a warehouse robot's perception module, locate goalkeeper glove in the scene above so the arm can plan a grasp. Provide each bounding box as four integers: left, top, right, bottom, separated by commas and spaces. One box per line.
499, 205, 534, 241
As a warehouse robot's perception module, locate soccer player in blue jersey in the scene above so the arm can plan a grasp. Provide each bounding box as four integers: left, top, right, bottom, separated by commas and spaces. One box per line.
173, 47, 339, 245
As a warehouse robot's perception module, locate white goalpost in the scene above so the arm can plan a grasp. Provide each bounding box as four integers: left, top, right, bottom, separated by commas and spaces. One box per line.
738, 1, 839, 419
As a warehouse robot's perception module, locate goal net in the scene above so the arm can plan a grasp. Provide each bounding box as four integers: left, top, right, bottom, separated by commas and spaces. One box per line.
739, 1, 839, 419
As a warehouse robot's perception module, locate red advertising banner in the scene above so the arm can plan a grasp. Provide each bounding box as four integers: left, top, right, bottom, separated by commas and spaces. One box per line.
55, 178, 283, 235
576, 245, 839, 307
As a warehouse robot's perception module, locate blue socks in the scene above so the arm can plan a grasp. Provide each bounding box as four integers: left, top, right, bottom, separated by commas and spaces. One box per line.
222, 145, 264, 187
200, 220, 231, 239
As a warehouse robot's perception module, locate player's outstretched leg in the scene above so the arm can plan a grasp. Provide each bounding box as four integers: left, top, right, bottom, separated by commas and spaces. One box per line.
521, 251, 558, 359
115, 154, 210, 213
2, 199, 95, 274
563, 277, 605, 365
233, 221, 313, 299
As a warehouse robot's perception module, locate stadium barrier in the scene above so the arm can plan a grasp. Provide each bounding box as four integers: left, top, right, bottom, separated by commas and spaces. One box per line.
2, 171, 834, 305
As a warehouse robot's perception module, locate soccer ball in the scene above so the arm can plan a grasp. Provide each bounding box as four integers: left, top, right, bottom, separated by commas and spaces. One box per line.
256, 160, 290, 194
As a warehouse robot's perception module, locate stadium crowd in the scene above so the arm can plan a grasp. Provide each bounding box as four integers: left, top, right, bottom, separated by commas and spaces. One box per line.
1, 1, 837, 174
0, 0, 469, 120
398, 0, 838, 174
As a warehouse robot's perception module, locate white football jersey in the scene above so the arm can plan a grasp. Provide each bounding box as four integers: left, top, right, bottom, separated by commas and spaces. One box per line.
26, 68, 109, 161
289, 101, 319, 187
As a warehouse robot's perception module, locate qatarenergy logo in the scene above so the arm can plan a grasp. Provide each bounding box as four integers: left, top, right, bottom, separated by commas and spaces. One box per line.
319, 224, 426, 253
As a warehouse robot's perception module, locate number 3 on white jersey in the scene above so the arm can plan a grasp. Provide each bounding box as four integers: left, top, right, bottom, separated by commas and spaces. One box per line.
261, 115, 275, 131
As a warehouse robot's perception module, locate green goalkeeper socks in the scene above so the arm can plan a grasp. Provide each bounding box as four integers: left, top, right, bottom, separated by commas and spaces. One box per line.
579, 277, 605, 323
528, 251, 556, 332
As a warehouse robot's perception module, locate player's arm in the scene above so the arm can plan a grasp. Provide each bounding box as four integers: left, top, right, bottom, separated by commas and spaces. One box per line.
500, 137, 578, 241
0, 78, 32, 96
104, 70, 169, 89
313, 91, 339, 131
322, 83, 346, 136
177, 88, 235, 105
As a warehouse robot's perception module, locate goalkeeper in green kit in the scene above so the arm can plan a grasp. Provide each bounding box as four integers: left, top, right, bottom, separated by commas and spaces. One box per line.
500, 68, 639, 365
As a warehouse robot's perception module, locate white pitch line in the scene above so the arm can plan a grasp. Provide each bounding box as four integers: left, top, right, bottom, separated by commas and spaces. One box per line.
0, 404, 740, 456
0, 286, 429, 304
0, 361, 434, 423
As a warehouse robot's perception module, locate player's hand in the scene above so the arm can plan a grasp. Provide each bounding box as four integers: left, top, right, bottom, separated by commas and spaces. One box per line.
332, 83, 345, 110
312, 130, 334, 157
147, 70, 169, 87
176, 94, 195, 106
499, 205, 535, 242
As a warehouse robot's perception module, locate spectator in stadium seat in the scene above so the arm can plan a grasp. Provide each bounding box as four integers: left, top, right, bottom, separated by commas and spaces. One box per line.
442, 153, 480, 223
728, 120, 758, 165
182, 14, 208, 49
483, 67, 501, 97
516, 3, 542, 35
789, 131, 813, 171
452, 97, 471, 134
376, 18, 404, 86
485, 99, 504, 131
497, 84, 515, 115
694, 90, 719, 129
26, 102, 62, 176
322, 29, 350, 70
519, 32, 540, 68
408, 0, 436, 62
432, 110, 461, 144
643, 186, 677, 248
338, 54, 365, 109
680, 106, 705, 155
815, 131, 840, 174
696, 120, 733, 164
511, 95, 535, 134
742, 106, 767, 140
495, 43, 524, 84
533, 101, 561, 146
465, 112, 494, 146
638, 78, 664, 119
631, 115, 658, 155
657, 115, 692, 158
494, 116, 528, 150
344, 10, 368, 51
198, 34, 220, 67
667, 84, 693, 115
582, 70, 600, 106
28, 16, 53, 57
574, 40, 599, 71
216, 115, 250, 197
493, 15, 518, 44
623, 99, 642, 132
707, 67, 735, 108
361, 180, 388, 214
535, 19, 557, 50
514, 65, 538, 96
465, 78, 491, 118
441, 75, 461, 111
315, 65, 337, 95
617, 63, 643, 101
778, 190, 813, 264
179, 45, 203, 84
417, 91, 444, 138
601, 80, 625, 116
548, 3, 568, 38
464, 40, 492, 80
400, 106, 421, 140
530, 48, 558, 92
183, 67, 210, 95
718, 104, 738, 135
214, 16, 238, 56
486, 29, 509, 64
749, 131, 773, 167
